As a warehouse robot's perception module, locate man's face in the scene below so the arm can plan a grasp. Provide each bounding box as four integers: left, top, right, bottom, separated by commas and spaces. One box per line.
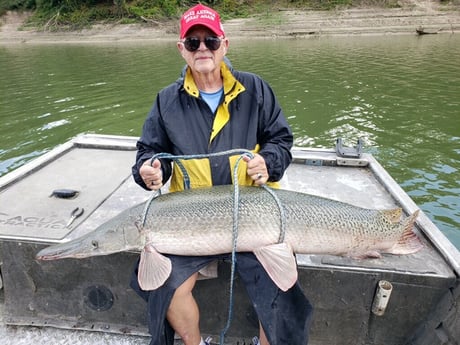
177, 25, 228, 75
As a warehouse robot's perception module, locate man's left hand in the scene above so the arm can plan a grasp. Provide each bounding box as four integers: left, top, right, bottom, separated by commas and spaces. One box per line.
243, 153, 268, 186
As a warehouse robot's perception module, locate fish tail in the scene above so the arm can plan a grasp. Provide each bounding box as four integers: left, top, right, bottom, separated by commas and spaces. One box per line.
388, 210, 423, 255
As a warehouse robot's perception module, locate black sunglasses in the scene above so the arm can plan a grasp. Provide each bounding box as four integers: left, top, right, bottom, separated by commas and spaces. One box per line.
183, 36, 222, 52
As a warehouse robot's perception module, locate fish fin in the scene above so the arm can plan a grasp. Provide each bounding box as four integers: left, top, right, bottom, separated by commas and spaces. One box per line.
138, 244, 172, 291
388, 210, 424, 255
253, 243, 298, 292
382, 208, 403, 223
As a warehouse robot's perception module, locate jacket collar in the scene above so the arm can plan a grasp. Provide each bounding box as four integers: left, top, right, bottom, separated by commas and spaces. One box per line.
182, 60, 242, 98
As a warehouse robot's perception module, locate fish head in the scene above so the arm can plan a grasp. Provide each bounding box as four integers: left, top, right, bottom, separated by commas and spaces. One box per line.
36, 203, 145, 260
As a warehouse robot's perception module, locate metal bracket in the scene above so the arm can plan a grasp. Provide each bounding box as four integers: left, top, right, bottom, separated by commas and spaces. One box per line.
335, 138, 363, 158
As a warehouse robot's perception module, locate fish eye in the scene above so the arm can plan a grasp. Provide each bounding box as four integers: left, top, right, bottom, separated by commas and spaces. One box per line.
91, 240, 99, 249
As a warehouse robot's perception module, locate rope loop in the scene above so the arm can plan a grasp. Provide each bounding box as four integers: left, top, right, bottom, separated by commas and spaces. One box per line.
141, 190, 161, 227
149, 149, 254, 190
145, 150, 286, 345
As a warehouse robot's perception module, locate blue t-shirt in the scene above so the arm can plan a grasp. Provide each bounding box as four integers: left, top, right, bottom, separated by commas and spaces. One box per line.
200, 88, 223, 113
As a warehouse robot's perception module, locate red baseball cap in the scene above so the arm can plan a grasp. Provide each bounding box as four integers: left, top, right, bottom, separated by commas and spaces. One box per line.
180, 4, 225, 39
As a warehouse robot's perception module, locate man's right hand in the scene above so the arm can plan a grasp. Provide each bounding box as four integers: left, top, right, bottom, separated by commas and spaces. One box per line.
140, 159, 163, 191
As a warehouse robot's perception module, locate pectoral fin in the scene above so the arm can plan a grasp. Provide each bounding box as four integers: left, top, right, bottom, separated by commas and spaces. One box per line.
138, 244, 172, 291
253, 242, 298, 292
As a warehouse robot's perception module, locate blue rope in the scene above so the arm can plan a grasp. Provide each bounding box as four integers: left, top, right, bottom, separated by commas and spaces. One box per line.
219, 153, 252, 345
260, 184, 286, 243
141, 190, 161, 227
149, 149, 261, 190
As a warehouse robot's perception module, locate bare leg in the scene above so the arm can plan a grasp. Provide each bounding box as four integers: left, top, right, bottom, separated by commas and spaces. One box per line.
166, 272, 201, 345
259, 323, 270, 345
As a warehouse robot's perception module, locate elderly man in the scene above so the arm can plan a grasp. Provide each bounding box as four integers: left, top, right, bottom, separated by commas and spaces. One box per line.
131, 4, 313, 345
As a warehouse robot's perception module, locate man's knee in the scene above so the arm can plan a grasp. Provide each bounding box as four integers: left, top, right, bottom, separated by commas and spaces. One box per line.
173, 272, 198, 298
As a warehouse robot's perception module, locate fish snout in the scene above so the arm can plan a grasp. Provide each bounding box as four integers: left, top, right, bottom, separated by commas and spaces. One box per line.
35, 241, 85, 261
36, 249, 66, 261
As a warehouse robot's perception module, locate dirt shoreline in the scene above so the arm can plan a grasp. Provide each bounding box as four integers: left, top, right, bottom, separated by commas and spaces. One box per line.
1, 1, 460, 44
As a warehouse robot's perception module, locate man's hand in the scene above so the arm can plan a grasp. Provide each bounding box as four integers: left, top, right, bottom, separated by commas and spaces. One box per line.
140, 159, 163, 191
243, 153, 268, 186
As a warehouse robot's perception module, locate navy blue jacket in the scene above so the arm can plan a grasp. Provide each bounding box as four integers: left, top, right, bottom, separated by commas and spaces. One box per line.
132, 62, 293, 190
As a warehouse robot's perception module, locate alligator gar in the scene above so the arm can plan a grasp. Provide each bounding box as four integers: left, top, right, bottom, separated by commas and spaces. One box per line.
36, 185, 422, 291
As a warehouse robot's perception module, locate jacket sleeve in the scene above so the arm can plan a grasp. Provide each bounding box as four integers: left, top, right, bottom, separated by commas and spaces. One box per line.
256, 79, 293, 182
132, 95, 173, 190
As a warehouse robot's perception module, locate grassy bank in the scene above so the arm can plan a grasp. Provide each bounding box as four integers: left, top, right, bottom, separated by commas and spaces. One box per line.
0, 0, 406, 30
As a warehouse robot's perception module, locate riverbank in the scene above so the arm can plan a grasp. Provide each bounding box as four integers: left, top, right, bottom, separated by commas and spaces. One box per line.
1, 0, 459, 44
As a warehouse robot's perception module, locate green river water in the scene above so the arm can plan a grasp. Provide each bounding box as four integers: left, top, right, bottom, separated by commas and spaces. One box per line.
0, 34, 459, 249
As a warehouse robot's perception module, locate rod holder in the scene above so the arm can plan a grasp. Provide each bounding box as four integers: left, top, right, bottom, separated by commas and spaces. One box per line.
372, 280, 393, 316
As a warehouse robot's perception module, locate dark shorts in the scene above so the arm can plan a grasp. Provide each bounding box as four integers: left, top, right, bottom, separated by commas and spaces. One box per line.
130, 253, 313, 345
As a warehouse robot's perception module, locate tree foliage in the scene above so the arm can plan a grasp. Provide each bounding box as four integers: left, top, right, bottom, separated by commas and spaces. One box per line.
0, 0, 399, 29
